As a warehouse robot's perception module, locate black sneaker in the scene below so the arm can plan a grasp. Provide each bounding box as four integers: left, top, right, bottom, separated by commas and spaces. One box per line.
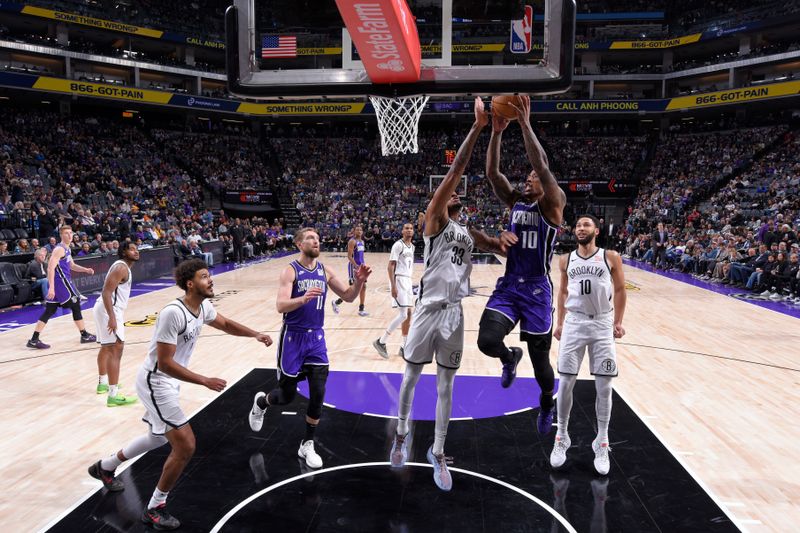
26, 339, 50, 349
80, 333, 97, 343
500, 347, 523, 388
141, 504, 181, 531
88, 460, 124, 492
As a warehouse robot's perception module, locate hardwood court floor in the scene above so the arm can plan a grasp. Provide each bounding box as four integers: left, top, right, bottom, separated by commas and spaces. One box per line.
0, 252, 798, 531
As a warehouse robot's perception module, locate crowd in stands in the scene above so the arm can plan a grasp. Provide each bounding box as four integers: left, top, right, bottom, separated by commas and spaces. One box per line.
152, 129, 274, 192
0, 107, 293, 305
3, 102, 798, 308
621, 125, 800, 303
268, 122, 648, 254
670, 0, 800, 34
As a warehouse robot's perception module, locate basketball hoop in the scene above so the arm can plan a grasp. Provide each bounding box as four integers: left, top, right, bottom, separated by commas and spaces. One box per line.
369, 95, 429, 156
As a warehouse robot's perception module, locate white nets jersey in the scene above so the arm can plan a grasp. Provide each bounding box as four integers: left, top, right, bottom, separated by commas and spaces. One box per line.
142, 299, 217, 383
418, 219, 473, 306
108, 260, 132, 311
389, 239, 414, 278
565, 248, 613, 316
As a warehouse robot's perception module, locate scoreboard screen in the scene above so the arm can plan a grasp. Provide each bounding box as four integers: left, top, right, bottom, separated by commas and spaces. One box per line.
444, 149, 456, 166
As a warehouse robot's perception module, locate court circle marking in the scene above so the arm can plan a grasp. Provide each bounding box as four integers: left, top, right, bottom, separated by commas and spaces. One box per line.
210, 461, 577, 533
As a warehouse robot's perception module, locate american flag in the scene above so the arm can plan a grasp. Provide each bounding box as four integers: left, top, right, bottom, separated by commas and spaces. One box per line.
261, 35, 297, 58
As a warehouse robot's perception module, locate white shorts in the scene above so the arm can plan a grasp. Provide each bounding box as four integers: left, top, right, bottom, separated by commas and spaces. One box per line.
135, 367, 188, 436
392, 276, 414, 308
403, 303, 464, 369
92, 303, 125, 345
557, 313, 618, 377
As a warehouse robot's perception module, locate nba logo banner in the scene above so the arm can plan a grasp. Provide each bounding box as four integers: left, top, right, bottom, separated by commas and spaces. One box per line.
510, 5, 533, 54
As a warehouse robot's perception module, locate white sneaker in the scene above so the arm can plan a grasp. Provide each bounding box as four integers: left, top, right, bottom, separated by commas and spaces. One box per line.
358, 309, 370, 317
769, 292, 782, 300
550, 434, 571, 468
760, 289, 772, 296
331, 300, 340, 314
592, 438, 611, 475
248, 392, 267, 431
298, 440, 323, 469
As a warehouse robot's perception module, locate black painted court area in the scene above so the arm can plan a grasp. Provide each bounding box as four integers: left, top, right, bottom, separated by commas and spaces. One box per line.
50, 369, 738, 532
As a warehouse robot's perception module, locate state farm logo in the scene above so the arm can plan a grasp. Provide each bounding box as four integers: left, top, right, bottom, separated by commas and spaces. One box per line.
377, 59, 404, 71
353, 3, 402, 63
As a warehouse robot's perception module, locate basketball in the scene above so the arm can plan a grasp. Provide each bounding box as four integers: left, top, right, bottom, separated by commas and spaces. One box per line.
491, 95, 524, 120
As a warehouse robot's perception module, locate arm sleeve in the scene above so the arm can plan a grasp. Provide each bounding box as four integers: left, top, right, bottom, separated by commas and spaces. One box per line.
202, 301, 218, 325
154, 306, 184, 345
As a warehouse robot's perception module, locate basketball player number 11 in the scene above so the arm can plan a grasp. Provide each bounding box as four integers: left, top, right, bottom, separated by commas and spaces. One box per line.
316, 296, 324, 310
520, 230, 538, 250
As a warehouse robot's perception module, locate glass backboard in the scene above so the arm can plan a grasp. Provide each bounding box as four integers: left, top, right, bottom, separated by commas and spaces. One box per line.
226, 0, 576, 99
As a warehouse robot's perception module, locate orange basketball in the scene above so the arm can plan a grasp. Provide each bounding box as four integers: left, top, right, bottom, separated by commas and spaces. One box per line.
491, 95, 524, 121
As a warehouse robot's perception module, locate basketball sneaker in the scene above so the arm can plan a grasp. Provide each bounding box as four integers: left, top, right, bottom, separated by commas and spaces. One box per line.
96, 383, 109, 394
298, 439, 323, 469
592, 438, 611, 475
372, 338, 389, 359
107, 394, 137, 407
141, 503, 180, 531
500, 347, 523, 388
390, 432, 409, 468
88, 460, 124, 492
537, 400, 555, 435
249, 392, 267, 431
331, 300, 340, 314
80, 333, 97, 343
426, 445, 453, 491
549, 434, 571, 468
26, 339, 50, 349
358, 309, 370, 317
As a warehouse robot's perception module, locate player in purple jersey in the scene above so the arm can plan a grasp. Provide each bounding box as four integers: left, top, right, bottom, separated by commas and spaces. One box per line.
332, 225, 369, 316
477, 95, 567, 435
26, 225, 97, 349
248, 227, 372, 469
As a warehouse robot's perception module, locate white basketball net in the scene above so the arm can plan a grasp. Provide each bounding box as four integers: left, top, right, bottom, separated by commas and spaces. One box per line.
369, 95, 430, 156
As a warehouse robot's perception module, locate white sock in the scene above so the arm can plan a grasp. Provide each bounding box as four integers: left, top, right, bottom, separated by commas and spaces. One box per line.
556, 374, 577, 439
100, 453, 122, 472
99, 375, 109, 385
432, 365, 457, 456
379, 332, 389, 344
397, 363, 423, 436
122, 433, 168, 460
382, 308, 407, 345
595, 376, 613, 444
109, 384, 119, 398
148, 488, 169, 510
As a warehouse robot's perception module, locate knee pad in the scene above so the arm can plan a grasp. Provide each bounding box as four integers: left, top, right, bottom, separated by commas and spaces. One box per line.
525, 334, 553, 354
269, 379, 298, 405
70, 299, 83, 321
305, 366, 329, 420
477, 311, 513, 357
38, 302, 59, 324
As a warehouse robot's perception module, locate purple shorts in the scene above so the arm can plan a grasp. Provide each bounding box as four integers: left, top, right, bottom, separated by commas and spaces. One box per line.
485, 276, 553, 337
49, 278, 78, 305
277, 327, 329, 378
